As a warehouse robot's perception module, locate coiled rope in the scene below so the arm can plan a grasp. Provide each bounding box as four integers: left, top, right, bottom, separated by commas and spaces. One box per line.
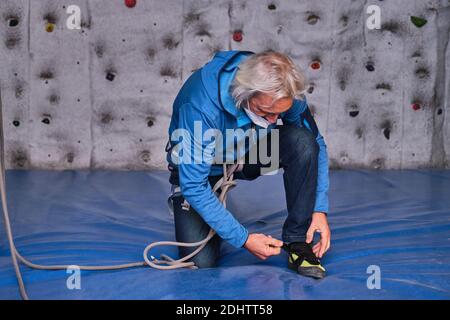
0, 88, 239, 300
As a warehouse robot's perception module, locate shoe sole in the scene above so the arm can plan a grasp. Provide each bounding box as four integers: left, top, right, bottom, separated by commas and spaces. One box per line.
288, 261, 326, 279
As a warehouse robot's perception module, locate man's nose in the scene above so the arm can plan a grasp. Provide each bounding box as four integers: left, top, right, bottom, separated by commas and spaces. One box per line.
266, 114, 278, 123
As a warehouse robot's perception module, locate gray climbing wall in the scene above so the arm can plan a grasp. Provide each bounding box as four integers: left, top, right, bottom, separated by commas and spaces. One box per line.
0, 0, 449, 170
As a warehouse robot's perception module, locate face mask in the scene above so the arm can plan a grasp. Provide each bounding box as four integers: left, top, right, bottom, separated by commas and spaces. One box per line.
243, 106, 272, 128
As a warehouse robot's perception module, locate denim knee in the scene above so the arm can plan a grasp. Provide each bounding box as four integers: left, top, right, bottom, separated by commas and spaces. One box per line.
279, 125, 319, 162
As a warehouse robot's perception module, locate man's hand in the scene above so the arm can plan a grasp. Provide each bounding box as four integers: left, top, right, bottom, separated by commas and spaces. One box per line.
306, 212, 331, 258
244, 233, 283, 260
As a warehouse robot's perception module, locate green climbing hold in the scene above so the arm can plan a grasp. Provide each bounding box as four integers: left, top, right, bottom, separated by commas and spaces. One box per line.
411, 16, 427, 28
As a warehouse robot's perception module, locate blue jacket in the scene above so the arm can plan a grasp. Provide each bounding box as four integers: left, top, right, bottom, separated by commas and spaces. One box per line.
167, 50, 329, 248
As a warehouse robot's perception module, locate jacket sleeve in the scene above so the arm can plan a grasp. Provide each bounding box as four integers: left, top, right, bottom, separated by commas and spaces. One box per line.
174, 102, 249, 248
280, 98, 330, 214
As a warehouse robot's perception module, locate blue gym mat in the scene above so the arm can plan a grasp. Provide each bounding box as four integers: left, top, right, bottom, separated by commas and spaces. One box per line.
1, 169, 449, 299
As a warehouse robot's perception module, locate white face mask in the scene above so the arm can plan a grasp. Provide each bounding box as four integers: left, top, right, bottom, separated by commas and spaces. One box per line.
243, 106, 271, 128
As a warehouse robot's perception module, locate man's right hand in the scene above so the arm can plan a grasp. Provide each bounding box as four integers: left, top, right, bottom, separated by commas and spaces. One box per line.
244, 233, 283, 260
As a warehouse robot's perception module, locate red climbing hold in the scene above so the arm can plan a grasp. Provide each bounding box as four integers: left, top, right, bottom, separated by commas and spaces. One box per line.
125, 0, 137, 8
310, 60, 321, 70
412, 103, 421, 111
233, 31, 243, 42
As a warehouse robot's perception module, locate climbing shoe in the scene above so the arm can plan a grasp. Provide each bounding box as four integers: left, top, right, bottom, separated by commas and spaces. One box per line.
283, 242, 326, 279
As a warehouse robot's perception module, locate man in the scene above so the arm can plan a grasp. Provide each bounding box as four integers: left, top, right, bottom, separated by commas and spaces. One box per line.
166, 50, 330, 278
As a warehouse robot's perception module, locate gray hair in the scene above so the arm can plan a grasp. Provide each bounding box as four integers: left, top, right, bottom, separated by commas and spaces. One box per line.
230, 50, 306, 109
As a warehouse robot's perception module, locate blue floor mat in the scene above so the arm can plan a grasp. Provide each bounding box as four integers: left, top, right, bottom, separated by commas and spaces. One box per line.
1, 169, 450, 299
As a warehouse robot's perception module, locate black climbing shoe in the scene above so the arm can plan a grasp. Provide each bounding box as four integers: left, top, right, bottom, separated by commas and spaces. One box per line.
282, 242, 326, 279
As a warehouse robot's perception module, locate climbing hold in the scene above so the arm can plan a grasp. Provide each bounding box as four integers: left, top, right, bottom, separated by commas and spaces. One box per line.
106, 72, 115, 81
276, 25, 283, 34
45, 23, 55, 32
383, 128, 391, 140
13, 120, 20, 127
67, 152, 74, 163
147, 117, 155, 127
372, 158, 384, 170
376, 83, 391, 91
412, 103, 421, 111
268, 4, 276, 10
340, 153, 349, 164
101, 113, 113, 124
310, 60, 321, 70
42, 118, 50, 125
415, 67, 429, 79
40, 70, 54, 80
340, 15, 349, 27
307, 84, 315, 94
8, 18, 19, 27
365, 62, 375, 72
125, 0, 137, 8
233, 30, 243, 42
307, 14, 320, 25
349, 111, 359, 118
437, 108, 443, 115
140, 150, 151, 163
411, 16, 427, 28
160, 65, 177, 78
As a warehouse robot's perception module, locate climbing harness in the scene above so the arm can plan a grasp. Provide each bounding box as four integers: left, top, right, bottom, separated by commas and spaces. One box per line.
0, 89, 239, 300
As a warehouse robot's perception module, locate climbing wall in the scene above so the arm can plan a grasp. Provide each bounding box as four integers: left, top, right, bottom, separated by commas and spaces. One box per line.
0, 0, 449, 170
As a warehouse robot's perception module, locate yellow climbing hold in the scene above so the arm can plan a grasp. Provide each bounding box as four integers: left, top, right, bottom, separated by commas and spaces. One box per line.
45, 23, 55, 33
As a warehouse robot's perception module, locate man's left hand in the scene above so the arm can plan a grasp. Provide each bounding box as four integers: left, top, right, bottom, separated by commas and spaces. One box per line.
306, 212, 331, 258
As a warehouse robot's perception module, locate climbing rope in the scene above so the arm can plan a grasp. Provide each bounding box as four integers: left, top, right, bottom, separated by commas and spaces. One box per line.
0, 88, 239, 300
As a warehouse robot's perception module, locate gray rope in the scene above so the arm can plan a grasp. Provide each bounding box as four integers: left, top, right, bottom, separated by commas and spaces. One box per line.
0, 87, 239, 299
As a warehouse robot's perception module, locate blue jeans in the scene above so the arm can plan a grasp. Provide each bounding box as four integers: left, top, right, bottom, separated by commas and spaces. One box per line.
170, 124, 319, 268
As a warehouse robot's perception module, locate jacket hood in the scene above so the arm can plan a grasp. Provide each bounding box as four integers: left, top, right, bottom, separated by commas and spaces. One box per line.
201, 50, 254, 118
